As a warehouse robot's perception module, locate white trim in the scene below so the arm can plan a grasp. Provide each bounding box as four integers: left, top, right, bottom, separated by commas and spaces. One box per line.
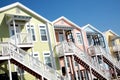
43, 51, 52, 67
0, 2, 51, 23
82, 24, 103, 35
39, 24, 48, 42
105, 29, 120, 37
32, 52, 40, 60
52, 16, 82, 30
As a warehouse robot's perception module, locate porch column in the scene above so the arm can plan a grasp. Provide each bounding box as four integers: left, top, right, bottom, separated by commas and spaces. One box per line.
72, 55, 78, 80
13, 19, 17, 45
8, 59, 12, 80
64, 55, 70, 79
113, 65, 118, 79
89, 67, 93, 80
78, 64, 82, 80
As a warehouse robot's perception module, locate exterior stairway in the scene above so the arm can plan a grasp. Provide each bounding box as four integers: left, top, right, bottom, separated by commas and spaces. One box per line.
88, 46, 120, 79
57, 41, 109, 80
0, 42, 62, 80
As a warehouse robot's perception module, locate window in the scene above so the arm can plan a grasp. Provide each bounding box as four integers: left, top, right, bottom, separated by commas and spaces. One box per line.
26, 25, 36, 41
39, 25, 47, 41
58, 32, 64, 42
44, 53, 52, 67
32, 52, 39, 65
32, 52, 39, 60
76, 33, 83, 44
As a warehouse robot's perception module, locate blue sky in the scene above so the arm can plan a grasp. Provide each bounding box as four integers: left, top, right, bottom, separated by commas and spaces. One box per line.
0, 0, 120, 35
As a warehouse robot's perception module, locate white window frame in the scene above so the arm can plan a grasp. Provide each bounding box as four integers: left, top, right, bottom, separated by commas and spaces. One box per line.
32, 52, 40, 60
43, 52, 52, 68
39, 24, 48, 42
26, 23, 37, 42
76, 33, 83, 45
58, 32, 64, 42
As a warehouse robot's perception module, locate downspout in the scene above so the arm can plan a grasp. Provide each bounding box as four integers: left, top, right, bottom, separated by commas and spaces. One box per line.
45, 22, 56, 69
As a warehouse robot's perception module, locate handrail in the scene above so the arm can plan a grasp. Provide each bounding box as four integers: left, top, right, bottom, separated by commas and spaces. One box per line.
56, 41, 109, 79
0, 42, 62, 80
10, 33, 32, 45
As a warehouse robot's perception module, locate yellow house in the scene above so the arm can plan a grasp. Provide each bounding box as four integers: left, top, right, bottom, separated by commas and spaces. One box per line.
104, 30, 120, 61
0, 2, 60, 80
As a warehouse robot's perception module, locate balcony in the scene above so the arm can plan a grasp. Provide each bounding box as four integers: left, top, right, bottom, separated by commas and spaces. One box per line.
10, 33, 33, 48
56, 41, 74, 57
113, 45, 120, 52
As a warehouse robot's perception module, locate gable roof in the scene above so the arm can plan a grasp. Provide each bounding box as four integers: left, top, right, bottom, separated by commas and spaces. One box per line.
105, 29, 119, 36
82, 24, 103, 35
52, 16, 81, 29
0, 2, 51, 23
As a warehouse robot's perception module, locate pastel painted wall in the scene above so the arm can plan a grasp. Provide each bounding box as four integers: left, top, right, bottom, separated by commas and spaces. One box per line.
0, 6, 57, 79
105, 31, 120, 56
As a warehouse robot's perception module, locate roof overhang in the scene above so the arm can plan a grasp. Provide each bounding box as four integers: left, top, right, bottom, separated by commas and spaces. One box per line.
54, 25, 74, 30
6, 14, 31, 24
111, 36, 120, 41
0, 2, 51, 23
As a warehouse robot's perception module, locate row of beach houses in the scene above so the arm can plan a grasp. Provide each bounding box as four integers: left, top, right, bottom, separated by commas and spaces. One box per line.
0, 2, 120, 80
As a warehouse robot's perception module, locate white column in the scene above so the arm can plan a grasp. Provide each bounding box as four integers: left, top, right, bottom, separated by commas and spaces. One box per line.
78, 64, 82, 80
89, 67, 93, 80
8, 59, 12, 80
72, 55, 78, 80
64, 55, 70, 79
13, 19, 17, 45
113, 65, 118, 80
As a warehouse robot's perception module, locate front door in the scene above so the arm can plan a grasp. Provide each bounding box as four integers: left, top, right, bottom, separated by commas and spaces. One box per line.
9, 24, 20, 44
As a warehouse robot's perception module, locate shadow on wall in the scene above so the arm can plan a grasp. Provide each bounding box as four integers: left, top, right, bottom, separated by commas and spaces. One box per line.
0, 15, 9, 42
53, 47, 60, 70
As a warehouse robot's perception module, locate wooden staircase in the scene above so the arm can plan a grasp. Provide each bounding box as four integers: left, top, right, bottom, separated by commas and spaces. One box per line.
0, 42, 62, 80
57, 41, 109, 80
88, 46, 120, 80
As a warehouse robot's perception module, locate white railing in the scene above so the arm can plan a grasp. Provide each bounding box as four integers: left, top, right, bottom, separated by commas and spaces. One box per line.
10, 33, 32, 45
88, 46, 120, 78
113, 45, 120, 52
72, 45, 109, 79
57, 41, 109, 79
99, 46, 120, 70
56, 41, 74, 56
0, 42, 62, 80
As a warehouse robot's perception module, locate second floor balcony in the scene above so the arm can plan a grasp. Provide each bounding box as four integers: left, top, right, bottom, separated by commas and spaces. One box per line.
56, 41, 74, 57
10, 33, 33, 48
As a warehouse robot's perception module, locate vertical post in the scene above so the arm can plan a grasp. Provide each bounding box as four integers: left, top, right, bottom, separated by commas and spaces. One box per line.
78, 64, 82, 80
72, 55, 78, 80
13, 19, 17, 45
113, 65, 118, 80
89, 67, 93, 80
8, 59, 12, 80
64, 55, 70, 80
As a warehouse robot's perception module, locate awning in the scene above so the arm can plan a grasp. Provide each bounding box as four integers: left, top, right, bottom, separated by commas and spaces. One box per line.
54, 25, 74, 30
6, 14, 31, 24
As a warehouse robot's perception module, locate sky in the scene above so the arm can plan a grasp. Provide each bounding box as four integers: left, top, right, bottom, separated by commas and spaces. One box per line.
0, 0, 120, 35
